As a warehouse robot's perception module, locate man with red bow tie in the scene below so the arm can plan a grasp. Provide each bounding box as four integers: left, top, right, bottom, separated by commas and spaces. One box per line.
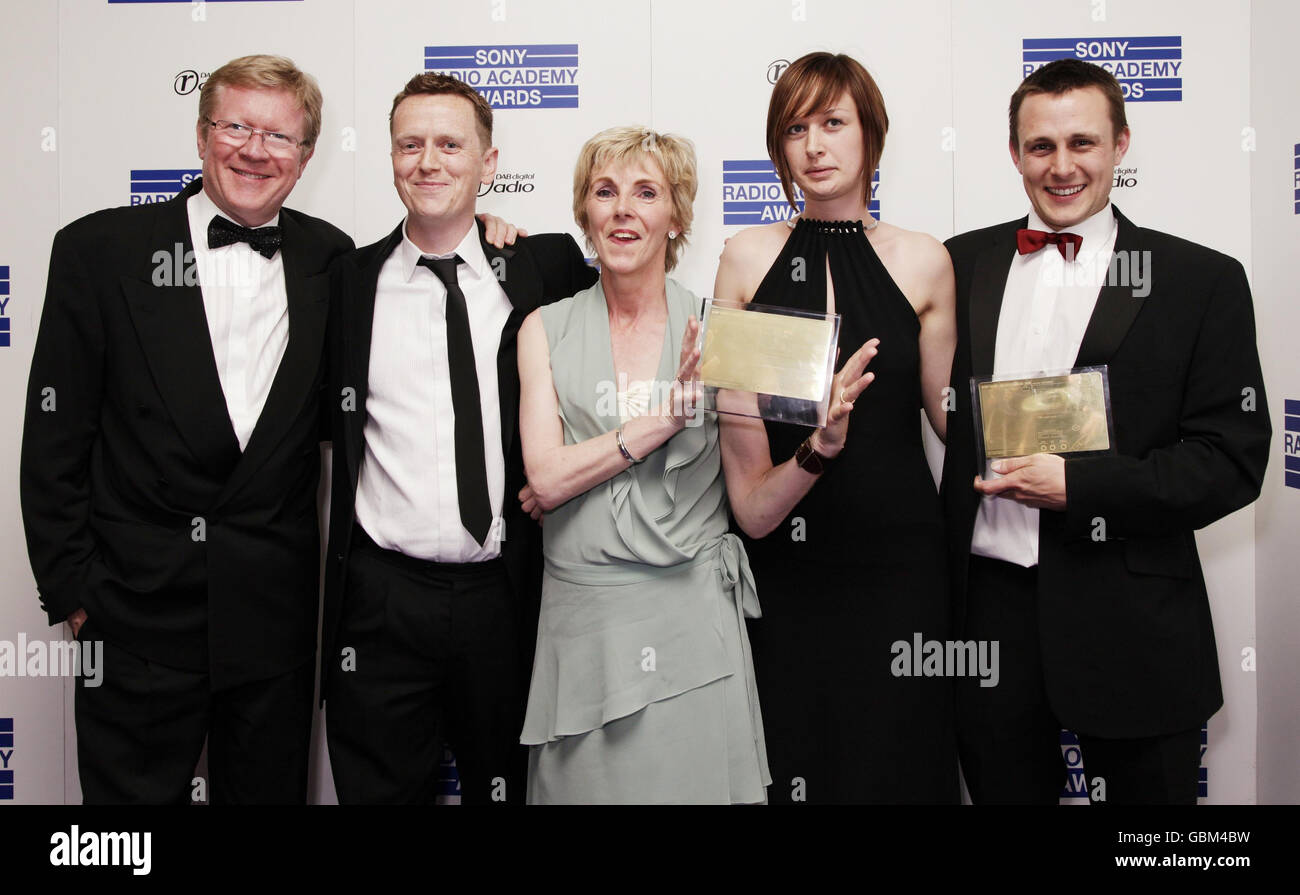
941, 58, 1270, 804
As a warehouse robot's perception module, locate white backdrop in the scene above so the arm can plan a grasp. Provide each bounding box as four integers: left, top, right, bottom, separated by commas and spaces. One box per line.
0, 0, 1294, 805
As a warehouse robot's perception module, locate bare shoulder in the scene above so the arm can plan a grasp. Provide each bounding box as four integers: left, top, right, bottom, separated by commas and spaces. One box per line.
868, 222, 953, 313
714, 221, 791, 302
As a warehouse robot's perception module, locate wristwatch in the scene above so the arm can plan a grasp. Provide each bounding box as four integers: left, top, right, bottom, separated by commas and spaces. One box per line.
794, 436, 834, 475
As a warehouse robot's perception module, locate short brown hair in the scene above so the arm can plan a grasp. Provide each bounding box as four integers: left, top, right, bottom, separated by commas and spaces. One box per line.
389, 73, 493, 148
766, 52, 888, 210
1009, 58, 1127, 150
198, 55, 322, 153
572, 127, 697, 272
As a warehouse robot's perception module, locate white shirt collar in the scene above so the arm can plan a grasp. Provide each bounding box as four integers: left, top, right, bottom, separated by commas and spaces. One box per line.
191, 183, 281, 250
398, 219, 491, 284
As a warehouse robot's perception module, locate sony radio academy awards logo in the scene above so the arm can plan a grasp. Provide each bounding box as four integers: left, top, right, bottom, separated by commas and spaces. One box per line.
1023, 36, 1182, 102
130, 169, 201, 205
1061, 726, 1207, 801
722, 160, 880, 226
0, 717, 13, 800
425, 44, 579, 110
0, 266, 11, 349
1285, 399, 1300, 490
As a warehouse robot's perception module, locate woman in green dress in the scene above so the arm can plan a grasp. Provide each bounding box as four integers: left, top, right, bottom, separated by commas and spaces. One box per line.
514, 126, 875, 803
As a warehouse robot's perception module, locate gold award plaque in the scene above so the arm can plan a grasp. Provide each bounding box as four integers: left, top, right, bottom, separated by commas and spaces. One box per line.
699, 305, 835, 402
977, 371, 1110, 459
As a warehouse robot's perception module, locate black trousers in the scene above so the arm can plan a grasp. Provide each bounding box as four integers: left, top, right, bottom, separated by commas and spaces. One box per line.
74, 630, 314, 805
956, 555, 1202, 805
326, 529, 524, 805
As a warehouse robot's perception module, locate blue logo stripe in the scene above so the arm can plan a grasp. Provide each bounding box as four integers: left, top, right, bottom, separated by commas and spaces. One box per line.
425, 44, 577, 56
1022, 35, 1181, 49
1287, 471, 1300, 489
0, 719, 12, 732
0, 265, 9, 278
1022, 48, 1180, 62
0, 771, 11, 783
1284, 399, 1300, 414
0, 734, 11, 748
721, 160, 773, 171
1286, 455, 1300, 473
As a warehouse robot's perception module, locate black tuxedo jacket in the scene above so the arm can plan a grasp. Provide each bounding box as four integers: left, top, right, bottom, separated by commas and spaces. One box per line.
320, 220, 596, 702
20, 177, 354, 689
941, 207, 1270, 738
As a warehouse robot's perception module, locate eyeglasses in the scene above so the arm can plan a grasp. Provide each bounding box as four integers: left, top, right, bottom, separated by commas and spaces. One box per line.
205, 118, 306, 154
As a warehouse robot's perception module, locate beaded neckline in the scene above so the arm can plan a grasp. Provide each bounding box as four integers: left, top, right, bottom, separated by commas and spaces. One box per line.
785, 214, 879, 233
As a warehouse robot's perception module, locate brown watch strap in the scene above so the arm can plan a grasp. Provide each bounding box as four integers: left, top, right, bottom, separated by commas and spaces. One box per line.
794, 436, 832, 475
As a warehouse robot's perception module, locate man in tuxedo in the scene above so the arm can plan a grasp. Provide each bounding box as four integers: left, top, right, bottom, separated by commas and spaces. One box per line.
20, 55, 353, 804
321, 72, 596, 804
942, 59, 1270, 804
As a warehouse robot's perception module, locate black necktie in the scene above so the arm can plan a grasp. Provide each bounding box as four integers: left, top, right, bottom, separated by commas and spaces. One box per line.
419, 255, 493, 546
208, 215, 282, 259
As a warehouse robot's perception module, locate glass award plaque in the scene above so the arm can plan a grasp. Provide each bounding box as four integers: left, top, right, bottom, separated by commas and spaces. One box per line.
971, 365, 1116, 471
697, 298, 841, 427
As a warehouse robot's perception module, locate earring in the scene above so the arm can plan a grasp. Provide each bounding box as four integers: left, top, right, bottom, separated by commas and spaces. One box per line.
668, 231, 678, 239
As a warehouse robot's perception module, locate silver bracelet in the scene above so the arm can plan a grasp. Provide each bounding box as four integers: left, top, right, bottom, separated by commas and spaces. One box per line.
615, 425, 643, 464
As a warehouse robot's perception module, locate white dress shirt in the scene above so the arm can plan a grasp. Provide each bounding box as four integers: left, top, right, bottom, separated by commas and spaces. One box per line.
186, 188, 288, 451
354, 221, 512, 562
971, 203, 1119, 568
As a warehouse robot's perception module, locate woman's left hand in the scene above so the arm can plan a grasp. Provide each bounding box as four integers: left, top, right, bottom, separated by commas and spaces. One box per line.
656, 316, 701, 427
519, 483, 544, 522
811, 338, 879, 457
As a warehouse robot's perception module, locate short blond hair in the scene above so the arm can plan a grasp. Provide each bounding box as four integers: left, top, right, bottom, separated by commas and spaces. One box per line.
198, 54, 323, 152
572, 127, 697, 272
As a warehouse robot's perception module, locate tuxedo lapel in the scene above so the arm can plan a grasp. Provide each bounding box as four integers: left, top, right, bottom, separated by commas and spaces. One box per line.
120, 182, 241, 477
1073, 207, 1147, 368
482, 224, 542, 457
215, 212, 330, 505
969, 220, 1022, 377
343, 225, 403, 491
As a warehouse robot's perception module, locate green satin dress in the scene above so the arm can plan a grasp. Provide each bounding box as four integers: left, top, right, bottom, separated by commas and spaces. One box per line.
520, 278, 770, 804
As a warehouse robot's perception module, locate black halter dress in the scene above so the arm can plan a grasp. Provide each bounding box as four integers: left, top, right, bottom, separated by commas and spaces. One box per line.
739, 217, 958, 803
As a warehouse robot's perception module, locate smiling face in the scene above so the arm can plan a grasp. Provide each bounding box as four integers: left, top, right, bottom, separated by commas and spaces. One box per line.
1011, 86, 1130, 230
391, 93, 497, 244
781, 90, 867, 209
583, 156, 679, 278
196, 85, 312, 227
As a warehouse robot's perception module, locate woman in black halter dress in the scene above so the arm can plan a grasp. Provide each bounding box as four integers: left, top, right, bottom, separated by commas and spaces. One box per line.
715, 52, 959, 803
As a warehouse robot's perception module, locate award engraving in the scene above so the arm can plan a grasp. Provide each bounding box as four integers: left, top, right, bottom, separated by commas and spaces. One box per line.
974, 368, 1113, 461
697, 299, 841, 426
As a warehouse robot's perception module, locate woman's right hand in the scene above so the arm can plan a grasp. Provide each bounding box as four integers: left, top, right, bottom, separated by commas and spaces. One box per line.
810, 338, 879, 457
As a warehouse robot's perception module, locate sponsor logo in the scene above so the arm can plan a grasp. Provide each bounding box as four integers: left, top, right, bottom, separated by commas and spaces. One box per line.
0, 718, 12, 800
766, 58, 791, 85
1023, 36, 1183, 102
130, 169, 200, 205
478, 170, 537, 197
722, 159, 880, 226
0, 266, 10, 349
1285, 399, 1300, 489
425, 44, 579, 109
174, 69, 209, 96
1113, 165, 1138, 189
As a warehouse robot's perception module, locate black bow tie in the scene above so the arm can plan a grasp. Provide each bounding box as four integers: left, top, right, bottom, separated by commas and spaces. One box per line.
207, 215, 282, 259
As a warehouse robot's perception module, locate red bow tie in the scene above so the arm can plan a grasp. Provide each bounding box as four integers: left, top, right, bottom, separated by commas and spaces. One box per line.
1016, 228, 1083, 260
